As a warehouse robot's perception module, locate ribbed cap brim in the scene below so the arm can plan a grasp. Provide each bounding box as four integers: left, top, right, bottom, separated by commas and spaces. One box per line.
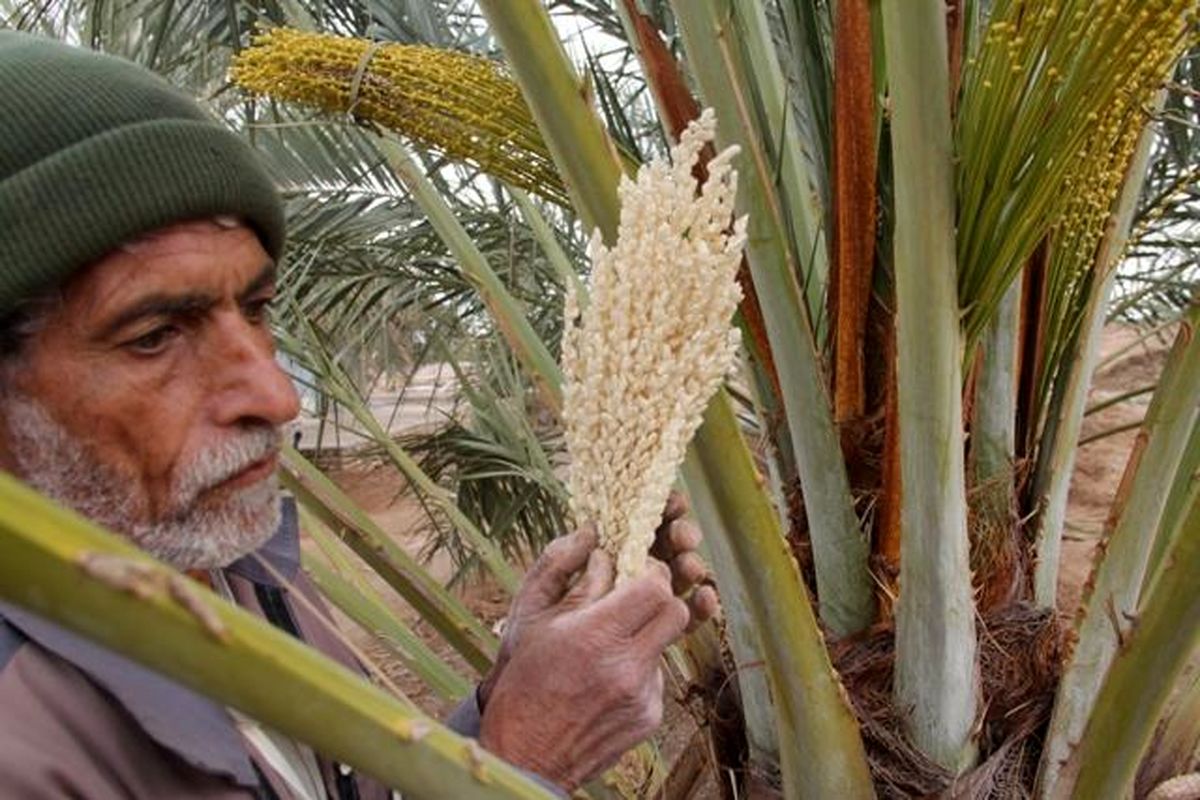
0, 118, 285, 314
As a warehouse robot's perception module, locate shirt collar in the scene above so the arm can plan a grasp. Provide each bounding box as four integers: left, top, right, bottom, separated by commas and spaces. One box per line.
226, 495, 301, 587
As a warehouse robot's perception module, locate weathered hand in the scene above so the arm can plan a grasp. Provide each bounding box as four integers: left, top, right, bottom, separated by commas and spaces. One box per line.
478, 538, 686, 790
479, 494, 719, 708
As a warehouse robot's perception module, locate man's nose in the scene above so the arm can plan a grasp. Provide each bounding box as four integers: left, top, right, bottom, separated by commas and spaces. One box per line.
208, 315, 300, 428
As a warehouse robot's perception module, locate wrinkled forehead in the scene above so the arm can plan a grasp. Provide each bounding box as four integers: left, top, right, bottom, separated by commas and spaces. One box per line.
58, 218, 273, 326
117, 216, 242, 254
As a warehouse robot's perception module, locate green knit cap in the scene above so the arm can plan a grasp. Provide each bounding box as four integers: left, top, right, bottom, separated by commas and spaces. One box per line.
0, 31, 285, 315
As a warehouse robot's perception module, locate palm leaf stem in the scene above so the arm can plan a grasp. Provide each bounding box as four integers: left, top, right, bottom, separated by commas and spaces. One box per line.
1059, 488, 1200, 800
475, 0, 628, 244
680, 468, 780, 772
969, 280, 1020, 498
671, 0, 874, 638
682, 398, 876, 800
280, 446, 500, 673
1029, 122, 1160, 606
1144, 417, 1200, 591
882, 0, 978, 772
287, 321, 520, 593
301, 520, 473, 702
728, 0, 831, 324
0, 474, 554, 800
1038, 297, 1200, 798
509, 187, 586, 302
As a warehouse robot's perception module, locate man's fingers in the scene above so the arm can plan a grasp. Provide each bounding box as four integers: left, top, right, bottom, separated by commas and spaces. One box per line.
566, 548, 615, 605
635, 595, 691, 652
669, 551, 707, 595
588, 560, 675, 634
521, 525, 599, 612
662, 491, 688, 524
651, 518, 701, 562
686, 585, 720, 632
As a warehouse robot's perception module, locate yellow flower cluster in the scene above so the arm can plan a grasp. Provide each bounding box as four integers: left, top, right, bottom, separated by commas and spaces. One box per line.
561, 110, 745, 580
230, 28, 567, 205
957, 0, 1195, 344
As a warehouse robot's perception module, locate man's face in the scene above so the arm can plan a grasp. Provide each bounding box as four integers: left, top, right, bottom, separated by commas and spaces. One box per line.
0, 220, 300, 569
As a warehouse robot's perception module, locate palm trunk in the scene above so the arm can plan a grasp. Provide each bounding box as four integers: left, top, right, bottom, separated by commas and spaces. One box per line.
882, 0, 978, 772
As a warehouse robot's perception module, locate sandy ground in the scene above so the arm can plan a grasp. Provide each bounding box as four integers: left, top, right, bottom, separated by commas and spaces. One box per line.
307, 324, 1169, 797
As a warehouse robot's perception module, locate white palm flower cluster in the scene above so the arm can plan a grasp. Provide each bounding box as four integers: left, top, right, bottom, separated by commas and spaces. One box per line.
561, 109, 747, 580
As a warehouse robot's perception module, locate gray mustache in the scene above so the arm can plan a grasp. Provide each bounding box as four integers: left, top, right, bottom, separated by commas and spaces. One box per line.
171, 426, 280, 508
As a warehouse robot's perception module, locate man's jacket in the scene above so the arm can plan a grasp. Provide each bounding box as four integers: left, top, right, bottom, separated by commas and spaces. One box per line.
0, 498, 482, 799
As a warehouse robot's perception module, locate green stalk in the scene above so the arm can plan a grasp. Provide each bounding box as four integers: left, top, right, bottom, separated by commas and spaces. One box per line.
679, 472, 780, 770
288, 321, 520, 593
0, 474, 554, 800
1039, 298, 1200, 798
475, 0, 628, 244
1145, 418, 1200, 590
1059, 492, 1200, 800
1135, 666, 1200, 797
970, 279, 1020, 507
672, 0, 874, 637
302, 518, 472, 702
281, 446, 499, 674
509, 187, 586, 303
683, 396, 876, 800
375, 135, 564, 412
730, 0, 830, 321
1029, 123, 1159, 606
882, 0, 978, 772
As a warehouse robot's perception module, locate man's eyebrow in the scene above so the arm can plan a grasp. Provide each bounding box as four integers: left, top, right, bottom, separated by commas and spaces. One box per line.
238, 263, 277, 303
97, 292, 216, 339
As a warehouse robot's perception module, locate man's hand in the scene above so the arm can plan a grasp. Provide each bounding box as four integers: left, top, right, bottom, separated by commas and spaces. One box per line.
476, 494, 719, 790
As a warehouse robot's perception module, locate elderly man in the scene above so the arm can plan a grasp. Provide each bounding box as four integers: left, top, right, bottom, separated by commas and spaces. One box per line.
0, 31, 717, 799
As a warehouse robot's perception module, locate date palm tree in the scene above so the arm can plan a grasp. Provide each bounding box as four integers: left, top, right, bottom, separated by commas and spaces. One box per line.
2, 1, 1198, 799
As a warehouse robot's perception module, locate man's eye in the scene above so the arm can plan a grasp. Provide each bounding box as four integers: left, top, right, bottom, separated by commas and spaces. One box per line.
126, 326, 179, 355
245, 297, 274, 324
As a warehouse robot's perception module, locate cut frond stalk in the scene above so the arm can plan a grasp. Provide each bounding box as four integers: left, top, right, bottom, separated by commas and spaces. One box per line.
883, 0, 978, 772
1039, 297, 1200, 798
683, 396, 876, 800
280, 446, 499, 673
0, 474, 554, 800
1059, 492, 1200, 800
672, 0, 874, 637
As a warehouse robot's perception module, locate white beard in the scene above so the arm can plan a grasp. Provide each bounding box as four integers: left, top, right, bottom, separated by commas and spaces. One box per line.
2, 393, 281, 571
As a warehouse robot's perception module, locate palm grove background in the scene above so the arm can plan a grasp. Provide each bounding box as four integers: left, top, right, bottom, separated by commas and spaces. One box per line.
1, 1, 1199, 799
